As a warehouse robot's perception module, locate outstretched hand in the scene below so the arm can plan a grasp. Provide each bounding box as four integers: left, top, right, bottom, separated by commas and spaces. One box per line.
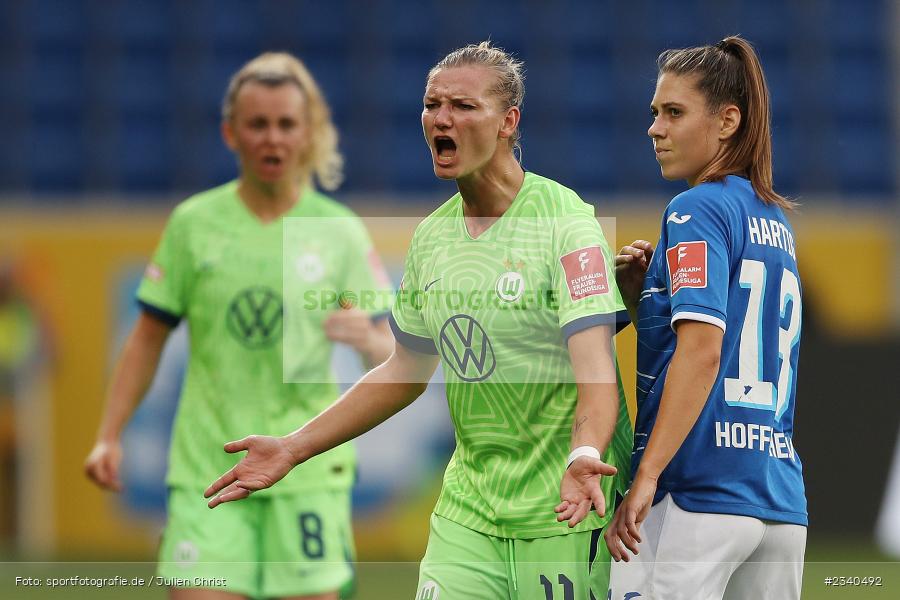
554, 457, 617, 527
615, 240, 654, 309
604, 472, 657, 561
204, 435, 300, 508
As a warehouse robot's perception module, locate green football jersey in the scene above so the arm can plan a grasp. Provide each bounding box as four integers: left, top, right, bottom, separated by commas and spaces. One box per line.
137, 181, 392, 494
391, 172, 633, 539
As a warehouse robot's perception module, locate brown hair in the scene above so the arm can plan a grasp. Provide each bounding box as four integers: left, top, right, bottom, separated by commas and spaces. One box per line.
428, 41, 525, 157
658, 36, 795, 209
222, 52, 343, 191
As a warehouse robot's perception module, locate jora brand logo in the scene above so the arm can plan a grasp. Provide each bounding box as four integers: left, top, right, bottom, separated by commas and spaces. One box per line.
438, 314, 496, 382
227, 286, 284, 348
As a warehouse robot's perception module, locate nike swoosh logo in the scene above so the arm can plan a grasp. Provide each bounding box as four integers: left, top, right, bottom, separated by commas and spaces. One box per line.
424, 278, 441, 292
666, 212, 691, 225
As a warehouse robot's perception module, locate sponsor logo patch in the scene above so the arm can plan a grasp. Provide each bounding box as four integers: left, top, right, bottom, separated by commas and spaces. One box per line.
438, 314, 495, 382
145, 263, 164, 282
226, 286, 284, 348
666, 241, 707, 294
559, 246, 609, 301
666, 211, 692, 225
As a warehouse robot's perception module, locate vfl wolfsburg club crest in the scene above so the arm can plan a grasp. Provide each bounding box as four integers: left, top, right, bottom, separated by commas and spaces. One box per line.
226, 286, 284, 348
295, 252, 325, 282
496, 258, 525, 302
438, 314, 496, 382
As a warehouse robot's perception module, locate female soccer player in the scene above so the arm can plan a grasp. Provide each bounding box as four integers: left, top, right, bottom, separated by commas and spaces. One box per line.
84, 52, 394, 600
205, 42, 633, 600
604, 36, 807, 599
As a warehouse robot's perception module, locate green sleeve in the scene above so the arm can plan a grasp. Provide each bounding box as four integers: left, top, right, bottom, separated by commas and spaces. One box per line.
552, 211, 626, 340
389, 231, 437, 354
136, 206, 192, 323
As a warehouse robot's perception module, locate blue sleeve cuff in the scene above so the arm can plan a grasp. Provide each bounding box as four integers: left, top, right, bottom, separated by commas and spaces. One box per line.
561, 312, 619, 343
371, 310, 391, 323
388, 314, 438, 355
137, 299, 181, 328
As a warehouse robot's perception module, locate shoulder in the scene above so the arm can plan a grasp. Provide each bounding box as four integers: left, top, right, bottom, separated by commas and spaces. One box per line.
169, 181, 239, 225
305, 189, 361, 219
666, 176, 756, 218
414, 193, 460, 237
521, 172, 592, 218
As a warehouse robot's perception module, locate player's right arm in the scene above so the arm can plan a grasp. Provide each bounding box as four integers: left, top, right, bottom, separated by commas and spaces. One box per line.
84, 312, 173, 492
205, 340, 439, 507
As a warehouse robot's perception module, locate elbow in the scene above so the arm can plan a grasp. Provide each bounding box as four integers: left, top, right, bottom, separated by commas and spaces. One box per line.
692, 346, 721, 374
673, 322, 723, 375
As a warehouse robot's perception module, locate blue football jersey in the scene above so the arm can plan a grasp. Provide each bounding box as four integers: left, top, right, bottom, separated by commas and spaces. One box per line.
634, 175, 807, 526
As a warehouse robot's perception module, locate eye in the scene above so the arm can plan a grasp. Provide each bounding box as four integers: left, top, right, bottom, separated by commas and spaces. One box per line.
424, 102, 438, 110
459, 103, 476, 110
249, 118, 267, 129
650, 108, 658, 118
668, 107, 682, 117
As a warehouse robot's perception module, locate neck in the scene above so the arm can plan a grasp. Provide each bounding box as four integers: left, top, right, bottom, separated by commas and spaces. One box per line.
457, 151, 524, 218
237, 174, 308, 223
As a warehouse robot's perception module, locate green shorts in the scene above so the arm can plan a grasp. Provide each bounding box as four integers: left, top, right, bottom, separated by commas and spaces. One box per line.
158, 487, 355, 599
416, 514, 611, 600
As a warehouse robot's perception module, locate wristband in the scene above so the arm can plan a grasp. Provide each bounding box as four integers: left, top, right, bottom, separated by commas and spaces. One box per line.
566, 445, 602, 469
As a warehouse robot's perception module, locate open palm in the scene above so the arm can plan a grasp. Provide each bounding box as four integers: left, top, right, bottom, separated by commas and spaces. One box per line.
555, 457, 617, 527
204, 435, 299, 507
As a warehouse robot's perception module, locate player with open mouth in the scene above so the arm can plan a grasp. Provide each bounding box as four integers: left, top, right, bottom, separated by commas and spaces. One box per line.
205, 41, 633, 600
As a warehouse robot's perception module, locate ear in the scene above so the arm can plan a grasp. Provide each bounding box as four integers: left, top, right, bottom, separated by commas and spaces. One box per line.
498, 106, 521, 141
221, 120, 238, 152
719, 104, 741, 141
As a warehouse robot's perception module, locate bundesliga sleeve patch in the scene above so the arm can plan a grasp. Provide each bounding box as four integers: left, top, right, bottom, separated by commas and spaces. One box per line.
666, 241, 707, 294
144, 263, 164, 282
559, 246, 609, 301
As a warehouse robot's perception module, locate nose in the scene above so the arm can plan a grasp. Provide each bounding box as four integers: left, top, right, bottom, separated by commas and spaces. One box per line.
648, 117, 664, 139
264, 125, 283, 144
434, 104, 452, 129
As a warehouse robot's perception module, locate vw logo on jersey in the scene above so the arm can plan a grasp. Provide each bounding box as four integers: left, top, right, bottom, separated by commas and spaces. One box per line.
438, 314, 496, 382
496, 271, 524, 302
295, 252, 325, 282
226, 286, 283, 348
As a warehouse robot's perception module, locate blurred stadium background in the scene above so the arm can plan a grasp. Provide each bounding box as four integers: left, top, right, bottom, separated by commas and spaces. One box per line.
1, 0, 898, 598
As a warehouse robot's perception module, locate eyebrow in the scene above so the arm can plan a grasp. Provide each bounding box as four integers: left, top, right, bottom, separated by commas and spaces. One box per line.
652, 101, 685, 109
424, 94, 478, 102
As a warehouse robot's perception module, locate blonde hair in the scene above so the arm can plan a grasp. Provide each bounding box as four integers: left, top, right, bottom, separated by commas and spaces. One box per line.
658, 36, 795, 210
222, 52, 343, 191
429, 41, 525, 156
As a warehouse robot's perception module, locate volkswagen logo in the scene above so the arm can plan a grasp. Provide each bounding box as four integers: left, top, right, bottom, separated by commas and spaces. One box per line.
438, 314, 496, 382
226, 287, 283, 348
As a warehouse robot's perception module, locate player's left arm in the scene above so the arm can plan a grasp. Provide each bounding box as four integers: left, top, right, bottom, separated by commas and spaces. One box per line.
605, 321, 722, 560
555, 324, 620, 527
